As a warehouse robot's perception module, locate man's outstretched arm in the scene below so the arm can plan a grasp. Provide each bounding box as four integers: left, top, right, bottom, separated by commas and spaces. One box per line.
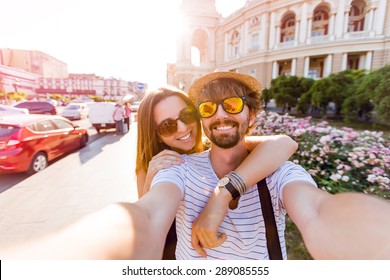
1, 184, 181, 260
284, 182, 390, 259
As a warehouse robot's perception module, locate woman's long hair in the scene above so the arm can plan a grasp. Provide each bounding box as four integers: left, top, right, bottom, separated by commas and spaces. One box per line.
135, 86, 203, 174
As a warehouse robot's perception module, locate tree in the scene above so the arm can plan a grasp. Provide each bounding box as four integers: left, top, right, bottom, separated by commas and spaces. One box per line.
344, 65, 390, 123
270, 75, 314, 112
261, 88, 273, 108
309, 70, 365, 118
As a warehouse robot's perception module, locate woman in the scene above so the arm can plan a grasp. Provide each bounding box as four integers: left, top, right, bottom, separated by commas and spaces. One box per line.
135, 86, 297, 259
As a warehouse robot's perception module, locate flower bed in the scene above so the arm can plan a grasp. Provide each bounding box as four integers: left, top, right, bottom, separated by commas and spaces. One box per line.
251, 111, 390, 199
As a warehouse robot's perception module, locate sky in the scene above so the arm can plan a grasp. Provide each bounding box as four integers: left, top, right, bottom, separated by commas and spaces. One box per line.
1, 0, 246, 89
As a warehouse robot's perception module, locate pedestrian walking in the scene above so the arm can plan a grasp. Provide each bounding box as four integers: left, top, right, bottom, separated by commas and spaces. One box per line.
124, 103, 131, 132
112, 103, 124, 135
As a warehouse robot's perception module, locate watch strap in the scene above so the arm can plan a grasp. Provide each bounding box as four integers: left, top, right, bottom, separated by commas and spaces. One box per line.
224, 182, 240, 200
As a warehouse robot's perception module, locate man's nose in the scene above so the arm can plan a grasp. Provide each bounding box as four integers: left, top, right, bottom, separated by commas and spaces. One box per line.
214, 104, 229, 118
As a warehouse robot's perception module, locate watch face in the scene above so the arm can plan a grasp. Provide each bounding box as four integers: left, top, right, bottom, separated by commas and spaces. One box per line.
218, 177, 230, 186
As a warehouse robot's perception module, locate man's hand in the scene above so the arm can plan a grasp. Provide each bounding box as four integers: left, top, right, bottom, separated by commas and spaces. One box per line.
191, 187, 232, 257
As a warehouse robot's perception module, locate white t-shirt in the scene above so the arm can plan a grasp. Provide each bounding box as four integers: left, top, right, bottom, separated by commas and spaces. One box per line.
151, 150, 317, 260
113, 106, 123, 121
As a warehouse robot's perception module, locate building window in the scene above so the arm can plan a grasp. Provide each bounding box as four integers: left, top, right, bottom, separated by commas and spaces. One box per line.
230, 30, 241, 58
312, 5, 329, 36
251, 33, 259, 50
349, 0, 366, 32
308, 69, 318, 79
281, 13, 296, 42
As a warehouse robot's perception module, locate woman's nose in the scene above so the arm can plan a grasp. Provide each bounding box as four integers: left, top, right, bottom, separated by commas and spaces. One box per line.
177, 119, 188, 132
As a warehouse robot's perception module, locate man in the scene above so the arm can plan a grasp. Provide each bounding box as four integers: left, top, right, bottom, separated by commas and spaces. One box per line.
112, 103, 124, 135
149, 70, 390, 259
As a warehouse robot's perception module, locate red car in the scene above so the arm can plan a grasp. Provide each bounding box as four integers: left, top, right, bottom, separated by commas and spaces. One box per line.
0, 114, 88, 174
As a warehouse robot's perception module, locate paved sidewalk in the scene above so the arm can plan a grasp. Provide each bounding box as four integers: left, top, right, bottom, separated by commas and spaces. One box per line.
0, 123, 139, 249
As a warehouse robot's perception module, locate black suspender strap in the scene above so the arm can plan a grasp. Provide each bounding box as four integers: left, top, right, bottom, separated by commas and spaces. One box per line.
257, 178, 283, 260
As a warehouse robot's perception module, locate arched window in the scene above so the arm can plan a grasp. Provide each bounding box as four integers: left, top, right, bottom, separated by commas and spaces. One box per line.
281, 13, 296, 42
191, 28, 208, 65
230, 30, 241, 58
312, 5, 330, 37
348, 0, 366, 32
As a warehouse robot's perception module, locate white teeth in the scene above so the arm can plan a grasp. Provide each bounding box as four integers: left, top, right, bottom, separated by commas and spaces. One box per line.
178, 133, 191, 141
215, 125, 233, 131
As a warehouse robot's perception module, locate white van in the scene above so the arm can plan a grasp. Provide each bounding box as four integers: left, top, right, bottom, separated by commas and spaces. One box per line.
87, 102, 116, 133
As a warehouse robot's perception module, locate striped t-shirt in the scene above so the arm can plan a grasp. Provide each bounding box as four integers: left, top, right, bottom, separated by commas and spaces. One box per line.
151, 150, 317, 260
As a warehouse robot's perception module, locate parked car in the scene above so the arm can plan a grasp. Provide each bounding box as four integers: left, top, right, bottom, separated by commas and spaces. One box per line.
0, 114, 88, 174
130, 101, 141, 112
0, 104, 29, 116
14, 101, 56, 115
61, 103, 89, 120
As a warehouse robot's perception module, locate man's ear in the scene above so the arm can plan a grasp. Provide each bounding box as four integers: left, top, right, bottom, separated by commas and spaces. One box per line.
249, 112, 256, 127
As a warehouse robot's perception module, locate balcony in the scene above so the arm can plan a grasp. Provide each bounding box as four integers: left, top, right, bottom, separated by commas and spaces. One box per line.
345, 31, 370, 40
310, 35, 330, 44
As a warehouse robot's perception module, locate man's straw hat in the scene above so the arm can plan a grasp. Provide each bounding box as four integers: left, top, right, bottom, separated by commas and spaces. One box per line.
188, 69, 262, 98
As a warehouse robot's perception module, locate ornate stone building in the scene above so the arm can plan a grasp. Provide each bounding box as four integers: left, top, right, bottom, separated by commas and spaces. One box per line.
168, 0, 390, 90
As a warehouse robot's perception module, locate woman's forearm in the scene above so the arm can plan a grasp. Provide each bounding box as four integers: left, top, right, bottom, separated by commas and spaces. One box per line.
238, 135, 298, 186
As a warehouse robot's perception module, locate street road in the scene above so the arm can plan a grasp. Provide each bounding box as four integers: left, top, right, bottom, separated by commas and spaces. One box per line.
0, 117, 138, 249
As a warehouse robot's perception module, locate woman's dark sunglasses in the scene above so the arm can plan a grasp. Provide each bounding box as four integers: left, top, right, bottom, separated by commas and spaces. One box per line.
157, 107, 198, 137
197, 96, 246, 118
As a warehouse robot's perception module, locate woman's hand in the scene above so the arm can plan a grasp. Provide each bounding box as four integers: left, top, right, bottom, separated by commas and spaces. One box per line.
142, 150, 184, 195
191, 187, 231, 257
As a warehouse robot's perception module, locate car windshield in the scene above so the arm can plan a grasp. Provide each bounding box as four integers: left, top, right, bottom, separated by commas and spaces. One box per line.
66, 105, 80, 110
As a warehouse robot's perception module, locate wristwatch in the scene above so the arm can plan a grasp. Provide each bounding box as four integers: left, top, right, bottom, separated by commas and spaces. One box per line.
217, 177, 240, 200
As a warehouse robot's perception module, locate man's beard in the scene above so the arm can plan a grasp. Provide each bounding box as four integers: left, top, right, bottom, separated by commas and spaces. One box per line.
207, 118, 248, 149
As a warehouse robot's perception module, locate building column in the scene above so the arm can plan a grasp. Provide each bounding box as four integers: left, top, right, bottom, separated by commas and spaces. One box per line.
294, 20, 300, 46
242, 23, 247, 54
367, 8, 375, 36
299, 2, 308, 44
260, 14, 267, 49
224, 33, 229, 61
306, 17, 312, 44
374, 0, 387, 35
276, 25, 281, 47
272, 61, 279, 79
343, 11, 350, 36
269, 12, 276, 49
304, 57, 310, 77
365, 51, 373, 70
291, 58, 297, 76
341, 53, 348, 71
329, 12, 336, 40
325, 54, 333, 77
335, 0, 346, 38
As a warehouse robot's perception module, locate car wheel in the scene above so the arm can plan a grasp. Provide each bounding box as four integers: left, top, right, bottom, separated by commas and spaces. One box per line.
80, 135, 87, 148
27, 152, 48, 175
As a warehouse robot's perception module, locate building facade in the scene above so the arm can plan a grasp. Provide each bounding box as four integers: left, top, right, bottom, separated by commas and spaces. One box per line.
168, 0, 390, 90
0, 49, 145, 102
0, 65, 41, 96
0, 48, 68, 78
